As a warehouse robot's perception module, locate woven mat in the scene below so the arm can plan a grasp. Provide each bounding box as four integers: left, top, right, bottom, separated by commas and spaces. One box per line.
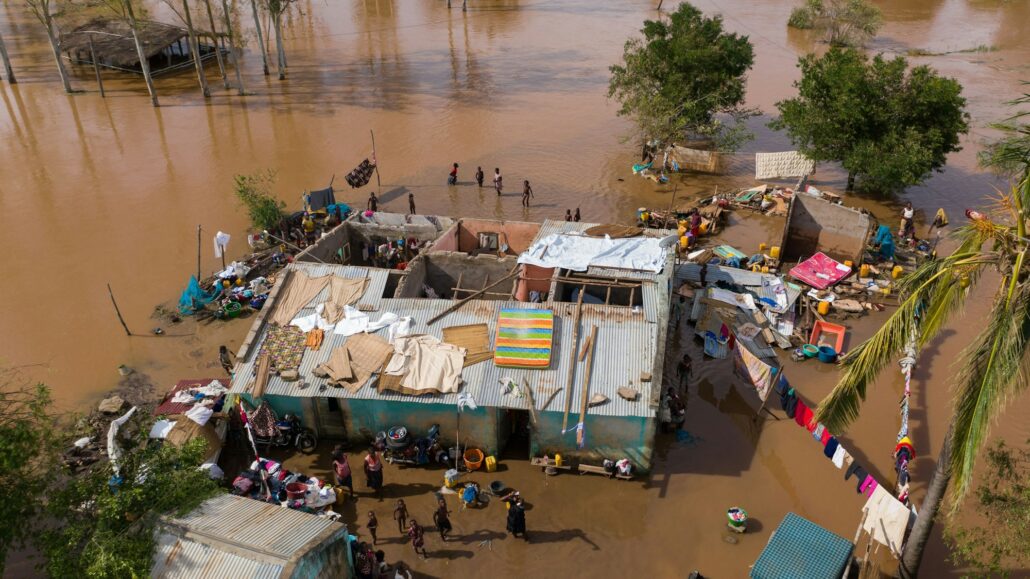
442, 323, 493, 367
338, 333, 394, 394
583, 224, 642, 238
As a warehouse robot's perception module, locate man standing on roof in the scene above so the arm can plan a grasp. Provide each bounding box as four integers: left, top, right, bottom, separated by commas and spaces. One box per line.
367, 192, 378, 213
574, 207, 581, 222
408, 192, 416, 215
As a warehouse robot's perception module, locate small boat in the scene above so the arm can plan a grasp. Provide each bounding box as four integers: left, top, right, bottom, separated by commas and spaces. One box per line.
809, 320, 846, 353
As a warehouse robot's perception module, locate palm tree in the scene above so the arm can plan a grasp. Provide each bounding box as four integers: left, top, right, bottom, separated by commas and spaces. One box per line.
814, 89, 1030, 578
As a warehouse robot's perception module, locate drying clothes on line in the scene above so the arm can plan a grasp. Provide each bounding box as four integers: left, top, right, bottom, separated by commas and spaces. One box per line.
846, 462, 866, 483
781, 388, 799, 418
820, 429, 832, 445
831, 445, 847, 468
813, 423, 825, 441
383, 334, 466, 395
345, 158, 376, 188
859, 475, 878, 496
824, 437, 839, 459
793, 399, 809, 427
259, 324, 307, 371
214, 231, 231, 258
862, 485, 912, 556
733, 341, 776, 401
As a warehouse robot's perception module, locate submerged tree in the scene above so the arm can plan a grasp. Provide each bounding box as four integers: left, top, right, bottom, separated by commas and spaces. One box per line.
98, 0, 160, 105
24, 0, 73, 93
788, 0, 882, 47
0, 29, 16, 84
771, 48, 968, 194
235, 171, 285, 231
814, 93, 1030, 575
944, 440, 1030, 575
261, 0, 296, 80
163, 0, 211, 97
608, 2, 757, 151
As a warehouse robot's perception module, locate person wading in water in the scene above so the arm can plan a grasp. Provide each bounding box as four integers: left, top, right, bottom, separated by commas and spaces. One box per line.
522, 180, 534, 207
475, 166, 485, 187
448, 162, 459, 185
493, 168, 503, 195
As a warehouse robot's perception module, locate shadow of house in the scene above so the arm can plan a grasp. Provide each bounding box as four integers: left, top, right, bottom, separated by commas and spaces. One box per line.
61, 18, 221, 76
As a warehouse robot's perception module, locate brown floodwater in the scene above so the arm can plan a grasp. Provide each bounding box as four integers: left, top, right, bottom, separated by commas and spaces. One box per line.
2, 0, 1030, 576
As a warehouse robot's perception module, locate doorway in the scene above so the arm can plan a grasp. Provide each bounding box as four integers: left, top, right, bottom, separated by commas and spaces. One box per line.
499, 409, 531, 460
314, 397, 348, 442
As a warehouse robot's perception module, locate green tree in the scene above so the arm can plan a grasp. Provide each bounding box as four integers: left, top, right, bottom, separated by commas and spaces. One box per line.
235, 170, 285, 231
945, 440, 1030, 576
38, 422, 222, 577
608, 3, 756, 151
0, 380, 58, 574
771, 48, 969, 194
788, 0, 882, 47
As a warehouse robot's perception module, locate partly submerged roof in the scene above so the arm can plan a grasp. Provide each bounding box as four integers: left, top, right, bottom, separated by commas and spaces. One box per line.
750, 513, 854, 579
62, 18, 189, 68
152, 494, 347, 578
229, 261, 665, 418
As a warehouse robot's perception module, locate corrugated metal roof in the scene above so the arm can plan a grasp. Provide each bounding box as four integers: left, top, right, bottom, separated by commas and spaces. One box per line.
153, 494, 347, 579
231, 291, 662, 418
675, 262, 801, 310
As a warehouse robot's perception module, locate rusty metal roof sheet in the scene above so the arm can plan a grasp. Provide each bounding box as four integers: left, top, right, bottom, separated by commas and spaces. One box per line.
153, 494, 347, 578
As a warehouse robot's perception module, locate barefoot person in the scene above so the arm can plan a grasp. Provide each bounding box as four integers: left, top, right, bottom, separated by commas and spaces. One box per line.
367, 511, 379, 545
506, 496, 527, 540
407, 519, 428, 559
393, 499, 409, 533
364, 447, 384, 501
433, 499, 452, 541
475, 166, 485, 187
218, 345, 236, 376
408, 192, 416, 215
522, 180, 534, 207
448, 162, 459, 185
367, 192, 378, 213
331, 446, 354, 500
493, 168, 503, 195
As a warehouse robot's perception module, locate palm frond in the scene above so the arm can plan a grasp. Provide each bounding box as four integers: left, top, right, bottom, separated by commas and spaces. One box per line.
948, 265, 1030, 509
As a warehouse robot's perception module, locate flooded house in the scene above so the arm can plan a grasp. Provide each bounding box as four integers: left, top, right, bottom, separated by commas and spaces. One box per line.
229, 216, 674, 471
61, 18, 220, 75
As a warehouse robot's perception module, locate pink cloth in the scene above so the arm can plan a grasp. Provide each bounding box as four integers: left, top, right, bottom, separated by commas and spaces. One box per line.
859, 475, 878, 496
790, 252, 852, 290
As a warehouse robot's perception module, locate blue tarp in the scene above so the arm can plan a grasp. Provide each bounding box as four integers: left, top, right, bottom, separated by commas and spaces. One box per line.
178, 276, 218, 315
751, 513, 853, 579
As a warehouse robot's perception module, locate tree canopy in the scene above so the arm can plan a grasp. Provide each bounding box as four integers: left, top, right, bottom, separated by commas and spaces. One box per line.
235, 170, 286, 231
771, 48, 969, 194
608, 3, 756, 150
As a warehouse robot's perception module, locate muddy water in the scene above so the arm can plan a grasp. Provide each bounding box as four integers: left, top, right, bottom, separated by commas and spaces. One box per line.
2, 0, 1029, 576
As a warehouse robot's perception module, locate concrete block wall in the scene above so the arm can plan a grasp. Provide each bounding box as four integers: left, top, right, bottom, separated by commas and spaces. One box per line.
341, 399, 500, 456
531, 412, 655, 472
782, 194, 873, 263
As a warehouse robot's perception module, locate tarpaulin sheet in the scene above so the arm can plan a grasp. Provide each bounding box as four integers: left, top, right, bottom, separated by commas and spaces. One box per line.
789, 252, 851, 290
518, 233, 667, 273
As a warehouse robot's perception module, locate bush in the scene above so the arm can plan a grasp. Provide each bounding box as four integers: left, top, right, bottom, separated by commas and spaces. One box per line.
234, 171, 286, 231
788, 5, 815, 29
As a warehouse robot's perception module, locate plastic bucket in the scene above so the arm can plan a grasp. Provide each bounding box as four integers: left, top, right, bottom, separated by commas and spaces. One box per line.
817, 301, 831, 315
818, 346, 838, 363
285, 482, 308, 500
802, 344, 819, 358
464, 448, 484, 471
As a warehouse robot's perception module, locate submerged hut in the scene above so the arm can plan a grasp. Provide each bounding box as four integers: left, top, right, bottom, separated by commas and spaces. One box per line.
61, 18, 218, 75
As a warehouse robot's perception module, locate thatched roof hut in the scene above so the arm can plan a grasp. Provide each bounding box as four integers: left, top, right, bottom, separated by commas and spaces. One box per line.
61, 18, 217, 75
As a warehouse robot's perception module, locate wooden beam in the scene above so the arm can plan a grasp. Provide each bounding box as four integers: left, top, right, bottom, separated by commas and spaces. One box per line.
576, 325, 599, 448
561, 290, 585, 432
453, 271, 463, 301
427, 265, 518, 325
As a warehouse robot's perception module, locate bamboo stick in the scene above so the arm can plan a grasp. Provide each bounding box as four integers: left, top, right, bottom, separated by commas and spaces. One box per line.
107, 284, 132, 336
576, 325, 598, 447
561, 288, 585, 432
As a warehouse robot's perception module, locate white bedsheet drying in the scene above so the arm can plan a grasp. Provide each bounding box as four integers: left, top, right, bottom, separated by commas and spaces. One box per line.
518, 234, 667, 273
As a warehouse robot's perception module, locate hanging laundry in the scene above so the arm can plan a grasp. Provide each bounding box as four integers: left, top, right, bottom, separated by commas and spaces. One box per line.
831, 445, 846, 468
824, 437, 839, 458
861, 486, 913, 556
845, 463, 865, 482
813, 423, 825, 441
859, 475, 878, 496
820, 429, 832, 445
345, 159, 376, 188
793, 400, 809, 427
733, 342, 776, 401
214, 231, 231, 258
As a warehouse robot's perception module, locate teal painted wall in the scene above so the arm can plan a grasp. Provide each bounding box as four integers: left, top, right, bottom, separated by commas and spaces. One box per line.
289, 527, 352, 579
531, 411, 654, 472
341, 400, 501, 457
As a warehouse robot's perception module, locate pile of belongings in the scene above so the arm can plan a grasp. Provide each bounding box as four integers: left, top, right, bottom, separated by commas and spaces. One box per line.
231, 457, 338, 514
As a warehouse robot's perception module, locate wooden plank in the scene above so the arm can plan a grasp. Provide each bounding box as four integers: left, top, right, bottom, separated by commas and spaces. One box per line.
561, 290, 585, 432
576, 325, 598, 448
427, 265, 519, 325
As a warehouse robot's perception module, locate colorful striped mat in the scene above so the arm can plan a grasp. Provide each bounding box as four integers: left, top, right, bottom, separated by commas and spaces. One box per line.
494, 308, 554, 368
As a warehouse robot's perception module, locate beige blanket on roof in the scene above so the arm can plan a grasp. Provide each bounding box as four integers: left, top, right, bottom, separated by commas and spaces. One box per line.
270, 271, 369, 326
384, 335, 466, 395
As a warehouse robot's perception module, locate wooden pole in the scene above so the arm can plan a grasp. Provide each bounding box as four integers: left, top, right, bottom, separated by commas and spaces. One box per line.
561, 289, 585, 432
221, 0, 245, 95
107, 284, 132, 336
88, 34, 104, 97
427, 265, 518, 325
220, 245, 227, 270
523, 378, 538, 428
370, 129, 383, 192
665, 180, 679, 228
576, 325, 598, 447
196, 224, 202, 280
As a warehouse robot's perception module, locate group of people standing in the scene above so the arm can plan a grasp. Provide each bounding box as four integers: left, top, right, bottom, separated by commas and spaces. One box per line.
450, 163, 536, 207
